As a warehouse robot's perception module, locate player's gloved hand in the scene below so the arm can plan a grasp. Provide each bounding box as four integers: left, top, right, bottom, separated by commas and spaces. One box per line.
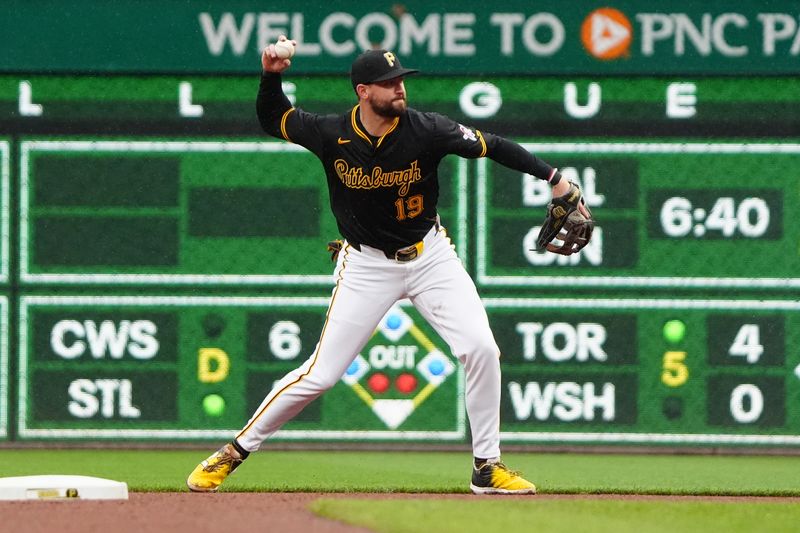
327, 239, 344, 262
535, 180, 595, 255
542, 203, 594, 255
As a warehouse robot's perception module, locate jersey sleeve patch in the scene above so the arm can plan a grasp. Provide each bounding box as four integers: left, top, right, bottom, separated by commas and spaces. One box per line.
458, 123, 477, 142
459, 123, 487, 157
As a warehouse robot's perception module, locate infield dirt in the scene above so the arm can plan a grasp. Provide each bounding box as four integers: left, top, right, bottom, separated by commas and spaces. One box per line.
3, 492, 800, 533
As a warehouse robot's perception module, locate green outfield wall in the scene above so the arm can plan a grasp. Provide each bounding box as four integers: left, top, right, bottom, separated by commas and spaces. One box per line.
0, 2, 798, 448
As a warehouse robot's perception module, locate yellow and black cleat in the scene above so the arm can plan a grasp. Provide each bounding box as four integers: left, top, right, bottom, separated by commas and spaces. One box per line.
186, 443, 244, 493
470, 460, 537, 495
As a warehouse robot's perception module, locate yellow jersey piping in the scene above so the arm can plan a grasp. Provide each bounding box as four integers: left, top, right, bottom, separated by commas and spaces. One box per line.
476, 130, 488, 158
350, 105, 400, 148
280, 108, 296, 142
351, 105, 372, 145
376, 117, 399, 148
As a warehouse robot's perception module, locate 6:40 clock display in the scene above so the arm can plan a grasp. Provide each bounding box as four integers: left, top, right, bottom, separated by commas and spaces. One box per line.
648, 189, 783, 240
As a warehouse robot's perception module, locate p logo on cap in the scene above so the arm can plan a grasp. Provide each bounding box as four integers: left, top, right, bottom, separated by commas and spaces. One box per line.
350, 49, 419, 89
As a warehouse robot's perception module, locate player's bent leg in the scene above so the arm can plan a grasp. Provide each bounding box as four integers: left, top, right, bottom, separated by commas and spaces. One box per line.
235, 284, 397, 450
186, 245, 403, 492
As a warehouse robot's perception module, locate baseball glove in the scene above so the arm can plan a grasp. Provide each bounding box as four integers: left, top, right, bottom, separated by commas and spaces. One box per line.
535, 181, 594, 255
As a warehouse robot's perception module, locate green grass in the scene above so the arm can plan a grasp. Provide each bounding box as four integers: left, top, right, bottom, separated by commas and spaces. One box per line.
311, 499, 800, 533
3, 449, 798, 532
1, 449, 799, 496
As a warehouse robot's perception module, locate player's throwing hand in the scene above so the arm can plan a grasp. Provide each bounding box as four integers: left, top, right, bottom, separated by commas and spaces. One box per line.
262, 35, 296, 73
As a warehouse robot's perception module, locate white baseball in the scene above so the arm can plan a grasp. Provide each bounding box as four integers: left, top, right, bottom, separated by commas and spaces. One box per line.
274, 40, 295, 59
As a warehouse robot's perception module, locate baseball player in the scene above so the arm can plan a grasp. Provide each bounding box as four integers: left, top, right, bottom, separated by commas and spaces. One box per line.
188, 37, 591, 495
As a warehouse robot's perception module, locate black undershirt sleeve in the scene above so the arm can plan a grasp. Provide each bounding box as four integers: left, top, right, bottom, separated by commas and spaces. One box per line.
256, 72, 293, 138
255, 72, 325, 156
482, 132, 556, 182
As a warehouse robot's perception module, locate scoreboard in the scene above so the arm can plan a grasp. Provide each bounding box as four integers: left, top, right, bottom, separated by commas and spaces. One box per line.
16, 296, 800, 445
2, 73, 800, 448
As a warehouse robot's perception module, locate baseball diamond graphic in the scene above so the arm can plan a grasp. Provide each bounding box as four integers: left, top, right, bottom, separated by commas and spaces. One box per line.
341, 304, 456, 429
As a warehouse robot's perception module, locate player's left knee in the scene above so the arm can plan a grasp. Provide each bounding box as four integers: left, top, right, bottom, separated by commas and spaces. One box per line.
463, 336, 500, 361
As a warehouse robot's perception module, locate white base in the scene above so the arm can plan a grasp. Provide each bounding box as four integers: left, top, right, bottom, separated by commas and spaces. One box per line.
0, 475, 128, 500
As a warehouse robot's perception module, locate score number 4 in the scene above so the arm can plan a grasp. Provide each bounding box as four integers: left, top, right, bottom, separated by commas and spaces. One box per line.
728, 324, 763, 363
661, 324, 764, 387
662, 324, 764, 387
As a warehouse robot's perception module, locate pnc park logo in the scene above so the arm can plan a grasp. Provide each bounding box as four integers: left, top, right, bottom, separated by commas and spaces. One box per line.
339, 304, 456, 429
581, 7, 632, 60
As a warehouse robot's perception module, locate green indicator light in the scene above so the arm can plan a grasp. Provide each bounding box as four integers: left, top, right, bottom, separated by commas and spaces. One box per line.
202, 394, 226, 417
663, 319, 686, 344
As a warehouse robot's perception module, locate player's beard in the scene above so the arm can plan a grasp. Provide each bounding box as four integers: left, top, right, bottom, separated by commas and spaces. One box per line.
372, 96, 407, 118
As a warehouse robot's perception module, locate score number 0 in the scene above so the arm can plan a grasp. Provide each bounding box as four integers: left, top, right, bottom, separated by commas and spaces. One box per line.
660, 197, 770, 238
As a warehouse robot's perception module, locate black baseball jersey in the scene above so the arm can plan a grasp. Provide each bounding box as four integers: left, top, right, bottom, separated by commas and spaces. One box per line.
257, 73, 555, 254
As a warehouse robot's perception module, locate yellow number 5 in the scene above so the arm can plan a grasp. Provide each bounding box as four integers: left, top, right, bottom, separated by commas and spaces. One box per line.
662, 351, 689, 387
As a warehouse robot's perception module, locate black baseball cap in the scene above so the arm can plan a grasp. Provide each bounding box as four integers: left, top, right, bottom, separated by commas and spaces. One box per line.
350, 49, 419, 89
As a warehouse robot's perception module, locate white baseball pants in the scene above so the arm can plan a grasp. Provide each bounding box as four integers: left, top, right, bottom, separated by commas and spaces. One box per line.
236, 224, 502, 459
